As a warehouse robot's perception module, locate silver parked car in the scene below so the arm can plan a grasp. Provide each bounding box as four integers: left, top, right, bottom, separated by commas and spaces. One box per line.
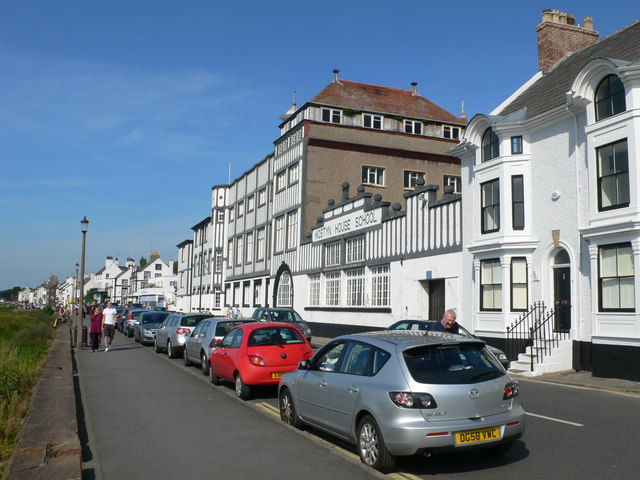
154, 313, 211, 358
133, 311, 170, 345
278, 330, 525, 473
386, 320, 510, 369
183, 318, 254, 374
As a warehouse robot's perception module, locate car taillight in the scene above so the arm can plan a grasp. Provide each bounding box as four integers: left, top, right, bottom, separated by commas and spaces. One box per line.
248, 355, 265, 366
503, 381, 520, 400
176, 327, 191, 335
389, 392, 437, 409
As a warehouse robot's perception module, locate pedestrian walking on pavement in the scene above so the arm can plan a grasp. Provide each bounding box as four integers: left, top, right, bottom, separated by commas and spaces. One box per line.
102, 300, 118, 352
89, 306, 103, 352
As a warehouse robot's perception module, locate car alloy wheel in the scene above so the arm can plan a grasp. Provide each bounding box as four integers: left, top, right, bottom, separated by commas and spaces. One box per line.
279, 389, 303, 429
357, 415, 395, 473
201, 352, 209, 375
183, 348, 191, 366
167, 340, 176, 358
235, 373, 251, 400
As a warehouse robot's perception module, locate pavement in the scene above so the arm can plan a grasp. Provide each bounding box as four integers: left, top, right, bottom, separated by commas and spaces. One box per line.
3, 331, 639, 480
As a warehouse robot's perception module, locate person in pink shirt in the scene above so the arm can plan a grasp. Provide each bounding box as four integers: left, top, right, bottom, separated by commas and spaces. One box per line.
89, 306, 103, 352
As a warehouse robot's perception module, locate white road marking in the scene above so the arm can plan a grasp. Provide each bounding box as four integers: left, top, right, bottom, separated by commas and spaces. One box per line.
526, 412, 583, 427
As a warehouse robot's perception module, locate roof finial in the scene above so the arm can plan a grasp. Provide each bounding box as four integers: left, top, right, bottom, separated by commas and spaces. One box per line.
460, 99, 466, 121
411, 82, 418, 96
292, 89, 297, 109
332, 69, 342, 84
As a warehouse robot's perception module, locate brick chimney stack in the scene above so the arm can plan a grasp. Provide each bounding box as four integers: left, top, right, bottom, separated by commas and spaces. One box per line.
537, 9, 599, 73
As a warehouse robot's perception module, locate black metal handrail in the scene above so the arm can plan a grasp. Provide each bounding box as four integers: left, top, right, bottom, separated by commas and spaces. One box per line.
506, 302, 546, 361
506, 301, 570, 371
529, 307, 570, 370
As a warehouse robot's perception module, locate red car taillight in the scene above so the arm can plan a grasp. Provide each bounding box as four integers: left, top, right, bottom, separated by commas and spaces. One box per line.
248, 355, 265, 366
176, 327, 191, 335
503, 381, 520, 400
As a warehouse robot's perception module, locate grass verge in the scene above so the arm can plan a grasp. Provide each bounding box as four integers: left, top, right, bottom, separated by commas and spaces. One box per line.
0, 305, 55, 477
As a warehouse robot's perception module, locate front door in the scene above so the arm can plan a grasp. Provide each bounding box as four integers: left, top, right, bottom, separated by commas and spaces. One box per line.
428, 279, 445, 321
554, 267, 571, 332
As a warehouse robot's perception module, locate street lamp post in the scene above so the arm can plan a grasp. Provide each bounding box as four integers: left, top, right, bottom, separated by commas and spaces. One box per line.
77, 216, 89, 348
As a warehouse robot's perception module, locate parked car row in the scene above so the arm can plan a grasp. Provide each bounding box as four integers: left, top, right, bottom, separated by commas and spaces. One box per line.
121, 310, 525, 474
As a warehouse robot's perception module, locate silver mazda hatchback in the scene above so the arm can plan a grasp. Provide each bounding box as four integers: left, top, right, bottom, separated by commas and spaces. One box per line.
278, 330, 525, 473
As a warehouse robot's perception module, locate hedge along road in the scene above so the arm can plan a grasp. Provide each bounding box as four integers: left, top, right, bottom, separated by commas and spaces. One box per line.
75, 331, 381, 480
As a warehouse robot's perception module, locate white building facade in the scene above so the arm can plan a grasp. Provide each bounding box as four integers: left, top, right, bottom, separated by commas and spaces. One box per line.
449, 13, 640, 380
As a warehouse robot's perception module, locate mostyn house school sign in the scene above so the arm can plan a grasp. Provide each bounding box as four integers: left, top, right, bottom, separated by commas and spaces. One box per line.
312, 208, 382, 243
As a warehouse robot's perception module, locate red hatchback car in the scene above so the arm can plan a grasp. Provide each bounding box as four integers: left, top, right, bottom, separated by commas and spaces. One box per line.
208, 322, 314, 400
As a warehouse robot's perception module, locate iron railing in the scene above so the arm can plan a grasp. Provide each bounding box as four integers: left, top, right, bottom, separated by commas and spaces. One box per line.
506, 301, 571, 371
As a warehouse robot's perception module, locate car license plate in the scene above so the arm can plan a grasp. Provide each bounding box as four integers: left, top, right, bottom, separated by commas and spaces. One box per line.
271, 372, 286, 379
455, 427, 500, 445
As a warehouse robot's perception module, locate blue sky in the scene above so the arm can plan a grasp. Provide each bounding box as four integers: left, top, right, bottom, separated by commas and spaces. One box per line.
0, 0, 637, 290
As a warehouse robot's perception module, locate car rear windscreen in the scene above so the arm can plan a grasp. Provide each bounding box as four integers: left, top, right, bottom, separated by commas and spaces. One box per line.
247, 327, 304, 346
403, 343, 504, 385
181, 315, 209, 327
215, 321, 249, 337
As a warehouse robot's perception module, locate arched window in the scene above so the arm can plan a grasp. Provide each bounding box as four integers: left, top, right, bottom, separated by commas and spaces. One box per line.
276, 272, 292, 307
481, 128, 499, 162
595, 75, 626, 121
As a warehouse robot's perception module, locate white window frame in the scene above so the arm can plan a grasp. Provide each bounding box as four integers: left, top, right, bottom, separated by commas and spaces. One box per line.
371, 265, 390, 306
288, 163, 299, 184
346, 268, 365, 306
404, 119, 423, 135
443, 125, 460, 140
257, 227, 266, 261
276, 171, 287, 191
403, 170, 425, 189
277, 272, 292, 307
345, 236, 365, 263
325, 271, 341, 306
246, 232, 254, 264
444, 175, 462, 194
322, 108, 342, 124
236, 236, 244, 266
258, 188, 267, 206
480, 259, 502, 311
308, 274, 321, 306
247, 195, 255, 213
286, 210, 298, 250
325, 242, 341, 267
275, 216, 286, 252
362, 166, 385, 187
363, 113, 383, 129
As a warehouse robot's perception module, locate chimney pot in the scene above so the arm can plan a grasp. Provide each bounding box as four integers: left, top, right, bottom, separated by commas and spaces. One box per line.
537, 10, 599, 73
411, 82, 418, 96
332, 69, 340, 83
584, 16, 594, 31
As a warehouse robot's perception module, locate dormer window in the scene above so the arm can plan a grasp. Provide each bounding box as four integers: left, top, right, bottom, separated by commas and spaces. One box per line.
322, 108, 342, 124
404, 120, 422, 135
443, 125, 460, 140
595, 75, 626, 121
481, 128, 499, 162
363, 113, 382, 129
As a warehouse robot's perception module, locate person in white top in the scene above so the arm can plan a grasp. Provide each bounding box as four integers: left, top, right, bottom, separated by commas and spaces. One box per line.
102, 300, 118, 352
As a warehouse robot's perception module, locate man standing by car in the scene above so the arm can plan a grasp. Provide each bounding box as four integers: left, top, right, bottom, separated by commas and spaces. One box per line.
102, 300, 118, 352
431, 309, 460, 334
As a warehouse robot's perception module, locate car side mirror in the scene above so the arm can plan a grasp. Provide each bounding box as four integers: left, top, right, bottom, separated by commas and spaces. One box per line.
298, 360, 310, 370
